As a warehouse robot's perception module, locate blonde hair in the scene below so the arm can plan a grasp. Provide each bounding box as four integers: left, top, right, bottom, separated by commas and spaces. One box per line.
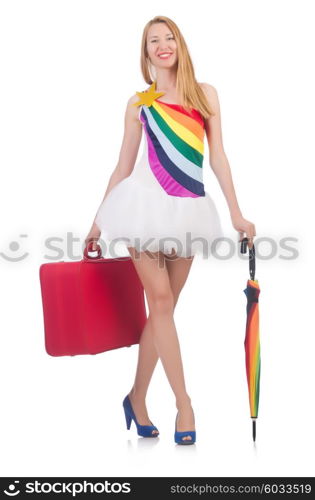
139, 15, 215, 119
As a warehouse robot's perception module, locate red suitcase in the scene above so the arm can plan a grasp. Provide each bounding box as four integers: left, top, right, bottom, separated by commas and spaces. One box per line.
39, 242, 147, 356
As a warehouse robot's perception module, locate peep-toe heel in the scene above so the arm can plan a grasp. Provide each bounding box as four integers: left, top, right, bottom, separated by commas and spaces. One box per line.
174, 411, 196, 445
122, 394, 159, 438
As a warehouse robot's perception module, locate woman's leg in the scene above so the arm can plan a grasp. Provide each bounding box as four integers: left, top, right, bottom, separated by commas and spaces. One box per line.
127, 248, 195, 439
127, 250, 194, 423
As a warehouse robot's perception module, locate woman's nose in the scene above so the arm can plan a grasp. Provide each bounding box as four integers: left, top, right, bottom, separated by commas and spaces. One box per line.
157, 44, 171, 51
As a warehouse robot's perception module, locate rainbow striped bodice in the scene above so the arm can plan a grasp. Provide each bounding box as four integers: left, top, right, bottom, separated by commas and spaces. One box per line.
139, 98, 206, 198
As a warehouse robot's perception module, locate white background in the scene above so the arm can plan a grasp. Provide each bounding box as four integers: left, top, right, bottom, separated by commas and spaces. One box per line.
0, 0, 314, 478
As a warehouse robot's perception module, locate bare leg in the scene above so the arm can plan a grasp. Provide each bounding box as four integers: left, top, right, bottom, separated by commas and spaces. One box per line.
127, 247, 195, 440
127, 250, 194, 422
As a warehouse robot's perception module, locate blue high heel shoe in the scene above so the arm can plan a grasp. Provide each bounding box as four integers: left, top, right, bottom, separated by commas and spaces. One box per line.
174, 411, 196, 445
122, 394, 159, 438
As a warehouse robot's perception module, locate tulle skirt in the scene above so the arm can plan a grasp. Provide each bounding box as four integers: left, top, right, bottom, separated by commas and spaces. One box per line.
95, 146, 224, 258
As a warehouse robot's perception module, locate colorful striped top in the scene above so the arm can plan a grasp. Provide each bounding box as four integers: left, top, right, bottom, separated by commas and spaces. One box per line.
138, 95, 206, 198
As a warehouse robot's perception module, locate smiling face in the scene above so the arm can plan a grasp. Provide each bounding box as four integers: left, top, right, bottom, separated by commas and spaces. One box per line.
146, 22, 178, 69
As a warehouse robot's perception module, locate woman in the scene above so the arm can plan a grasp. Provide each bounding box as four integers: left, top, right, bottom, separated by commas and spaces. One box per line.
85, 16, 256, 445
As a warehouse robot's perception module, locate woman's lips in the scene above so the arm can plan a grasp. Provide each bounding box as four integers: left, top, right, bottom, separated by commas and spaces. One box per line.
158, 53, 173, 59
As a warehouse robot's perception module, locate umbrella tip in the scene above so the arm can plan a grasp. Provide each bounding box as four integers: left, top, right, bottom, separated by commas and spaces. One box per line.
252, 419, 256, 442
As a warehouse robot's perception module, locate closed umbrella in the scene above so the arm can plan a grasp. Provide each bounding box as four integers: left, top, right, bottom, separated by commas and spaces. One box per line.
240, 237, 261, 442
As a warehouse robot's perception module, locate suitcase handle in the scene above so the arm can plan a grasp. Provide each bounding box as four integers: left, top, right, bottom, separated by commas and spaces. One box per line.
83, 241, 103, 260
82, 241, 130, 263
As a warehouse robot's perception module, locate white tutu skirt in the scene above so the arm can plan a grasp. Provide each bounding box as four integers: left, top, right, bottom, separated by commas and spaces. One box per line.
95, 143, 224, 258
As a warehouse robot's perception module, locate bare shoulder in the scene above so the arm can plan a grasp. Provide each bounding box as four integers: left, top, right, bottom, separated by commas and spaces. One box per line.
128, 93, 141, 106
125, 93, 143, 123
198, 82, 220, 113
198, 82, 218, 98
198, 82, 224, 154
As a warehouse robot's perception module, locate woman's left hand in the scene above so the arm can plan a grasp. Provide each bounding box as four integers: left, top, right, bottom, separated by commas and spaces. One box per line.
231, 213, 256, 248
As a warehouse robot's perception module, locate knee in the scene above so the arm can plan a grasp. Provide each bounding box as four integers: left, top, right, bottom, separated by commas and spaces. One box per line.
148, 290, 174, 315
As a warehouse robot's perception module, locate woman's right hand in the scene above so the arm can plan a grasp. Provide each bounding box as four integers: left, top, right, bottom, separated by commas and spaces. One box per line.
85, 222, 101, 251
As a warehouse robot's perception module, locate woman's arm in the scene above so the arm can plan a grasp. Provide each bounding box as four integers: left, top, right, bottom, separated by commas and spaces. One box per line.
85, 94, 142, 248
200, 82, 256, 245
93, 94, 142, 222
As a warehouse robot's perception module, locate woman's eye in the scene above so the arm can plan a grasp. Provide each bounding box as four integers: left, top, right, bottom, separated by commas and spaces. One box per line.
151, 37, 174, 43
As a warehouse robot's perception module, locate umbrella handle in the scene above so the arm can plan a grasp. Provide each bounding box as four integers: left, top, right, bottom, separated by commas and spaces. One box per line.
240, 237, 256, 280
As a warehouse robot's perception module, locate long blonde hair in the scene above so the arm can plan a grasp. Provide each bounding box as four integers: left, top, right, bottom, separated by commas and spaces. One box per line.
139, 15, 215, 119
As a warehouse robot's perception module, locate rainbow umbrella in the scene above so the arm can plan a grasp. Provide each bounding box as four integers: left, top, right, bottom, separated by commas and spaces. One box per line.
240, 238, 261, 441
